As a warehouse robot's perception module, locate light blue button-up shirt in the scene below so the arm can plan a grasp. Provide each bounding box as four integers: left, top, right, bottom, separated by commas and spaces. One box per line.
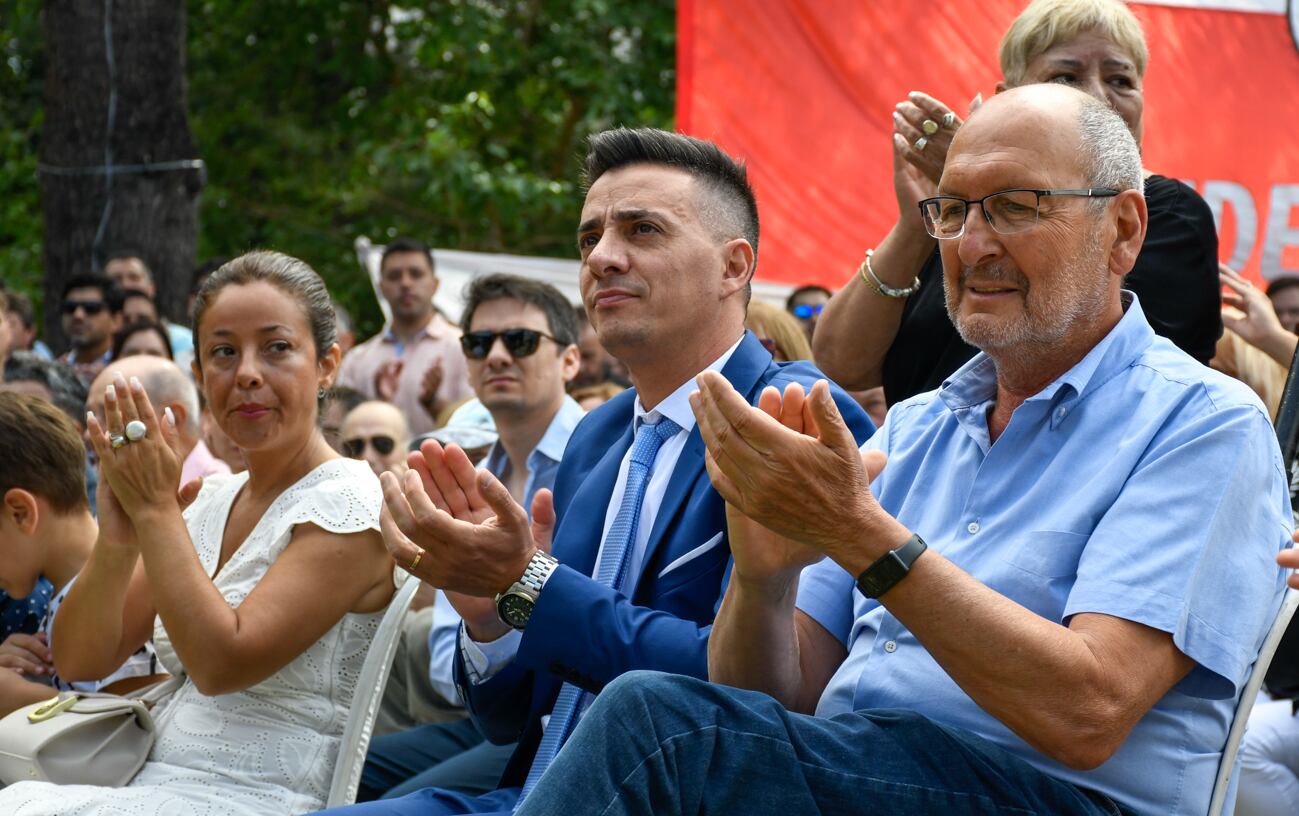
427, 396, 586, 703
797, 294, 1289, 816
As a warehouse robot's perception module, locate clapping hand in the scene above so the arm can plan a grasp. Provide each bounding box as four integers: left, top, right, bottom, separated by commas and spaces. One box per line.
690, 373, 896, 576
417, 361, 444, 419
85, 373, 185, 519
1221, 263, 1295, 361
892, 91, 971, 188
375, 360, 404, 402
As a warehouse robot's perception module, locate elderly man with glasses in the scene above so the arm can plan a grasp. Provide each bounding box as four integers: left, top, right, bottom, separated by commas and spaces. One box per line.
512, 84, 1291, 816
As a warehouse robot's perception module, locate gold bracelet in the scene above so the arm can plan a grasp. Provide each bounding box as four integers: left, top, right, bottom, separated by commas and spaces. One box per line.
857, 248, 920, 299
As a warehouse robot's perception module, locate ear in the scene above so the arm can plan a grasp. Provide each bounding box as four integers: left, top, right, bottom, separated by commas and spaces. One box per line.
169, 400, 190, 433
1107, 189, 1148, 279
2, 488, 39, 536
558, 344, 582, 385
719, 238, 756, 301
317, 342, 343, 391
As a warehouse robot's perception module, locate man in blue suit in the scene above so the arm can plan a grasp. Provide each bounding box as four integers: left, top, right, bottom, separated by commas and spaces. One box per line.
320, 127, 874, 815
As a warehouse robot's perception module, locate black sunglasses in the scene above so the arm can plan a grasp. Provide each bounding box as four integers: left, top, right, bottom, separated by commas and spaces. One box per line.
343, 435, 396, 458
62, 300, 107, 316
461, 329, 558, 360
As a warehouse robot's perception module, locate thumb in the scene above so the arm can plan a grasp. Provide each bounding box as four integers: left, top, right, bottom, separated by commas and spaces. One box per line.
177, 477, 204, 510
860, 449, 888, 484
530, 489, 556, 553
807, 380, 859, 457
477, 468, 528, 530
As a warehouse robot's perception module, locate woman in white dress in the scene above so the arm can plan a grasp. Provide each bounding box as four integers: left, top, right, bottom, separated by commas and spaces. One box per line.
0, 251, 399, 815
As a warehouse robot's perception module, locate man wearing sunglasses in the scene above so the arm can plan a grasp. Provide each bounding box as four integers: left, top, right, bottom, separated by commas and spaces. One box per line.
322, 128, 874, 816
58, 274, 123, 385
356, 274, 585, 804
341, 400, 412, 478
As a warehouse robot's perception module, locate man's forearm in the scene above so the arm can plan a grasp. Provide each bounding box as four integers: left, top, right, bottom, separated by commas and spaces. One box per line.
707, 575, 809, 712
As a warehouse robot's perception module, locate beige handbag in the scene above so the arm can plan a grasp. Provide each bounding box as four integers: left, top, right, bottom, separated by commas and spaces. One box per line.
0, 678, 177, 787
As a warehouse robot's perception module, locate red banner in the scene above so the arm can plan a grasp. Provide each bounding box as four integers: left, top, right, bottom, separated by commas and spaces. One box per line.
677, 0, 1299, 287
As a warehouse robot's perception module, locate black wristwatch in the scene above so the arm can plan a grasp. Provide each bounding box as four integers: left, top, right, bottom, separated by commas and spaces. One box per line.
495, 550, 560, 630
855, 534, 927, 599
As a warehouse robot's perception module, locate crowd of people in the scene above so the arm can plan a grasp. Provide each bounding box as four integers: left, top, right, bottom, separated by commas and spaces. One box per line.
1, 0, 1299, 813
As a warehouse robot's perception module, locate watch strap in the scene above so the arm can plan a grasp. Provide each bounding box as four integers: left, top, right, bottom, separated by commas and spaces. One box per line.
855, 534, 927, 599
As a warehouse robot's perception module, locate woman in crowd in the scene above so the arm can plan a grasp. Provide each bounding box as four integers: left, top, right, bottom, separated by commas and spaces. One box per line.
745, 300, 813, 363
0, 251, 399, 814
111, 318, 174, 361
813, 0, 1221, 404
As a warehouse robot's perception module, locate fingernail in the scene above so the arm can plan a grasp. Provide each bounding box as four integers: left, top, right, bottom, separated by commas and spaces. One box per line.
164, 406, 176, 427
86, 411, 94, 425
892, 112, 904, 125
106, 384, 116, 400
129, 376, 142, 391
909, 90, 922, 99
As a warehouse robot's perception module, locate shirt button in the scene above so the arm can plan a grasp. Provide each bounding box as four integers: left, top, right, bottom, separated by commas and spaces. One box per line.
1056, 407, 1067, 420
967, 521, 980, 534
883, 640, 897, 653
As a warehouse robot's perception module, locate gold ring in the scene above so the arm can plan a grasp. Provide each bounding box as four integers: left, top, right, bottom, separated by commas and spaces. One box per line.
408, 548, 424, 572
922, 119, 938, 135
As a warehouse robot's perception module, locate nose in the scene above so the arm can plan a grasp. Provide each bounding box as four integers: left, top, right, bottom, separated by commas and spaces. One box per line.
234, 348, 264, 389
584, 231, 629, 281
955, 203, 1005, 270
485, 335, 514, 367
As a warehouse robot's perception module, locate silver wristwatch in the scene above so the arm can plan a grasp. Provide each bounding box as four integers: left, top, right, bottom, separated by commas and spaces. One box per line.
495, 550, 560, 630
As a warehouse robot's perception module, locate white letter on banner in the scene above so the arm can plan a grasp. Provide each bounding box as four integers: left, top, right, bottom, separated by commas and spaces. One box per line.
1262, 185, 1299, 280
1201, 181, 1257, 271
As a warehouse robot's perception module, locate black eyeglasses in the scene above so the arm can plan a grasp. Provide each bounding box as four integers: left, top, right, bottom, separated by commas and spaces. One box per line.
790, 304, 824, 320
343, 435, 396, 458
461, 329, 558, 360
919, 188, 1120, 239
61, 300, 107, 316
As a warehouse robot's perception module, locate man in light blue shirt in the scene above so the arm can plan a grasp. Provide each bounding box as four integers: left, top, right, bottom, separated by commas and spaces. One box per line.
514, 85, 1290, 816
357, 274, 584, 802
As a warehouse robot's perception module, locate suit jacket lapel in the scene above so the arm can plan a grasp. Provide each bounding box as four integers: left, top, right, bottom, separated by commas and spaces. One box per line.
632, 331, 773, 589
553, 421, 633, 578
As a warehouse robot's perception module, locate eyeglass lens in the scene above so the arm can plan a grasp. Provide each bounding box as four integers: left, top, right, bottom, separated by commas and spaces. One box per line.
462, 329, 544, 360
343, 435, 396, 457
62, 300, 107, 316
923, 190, 1041, 238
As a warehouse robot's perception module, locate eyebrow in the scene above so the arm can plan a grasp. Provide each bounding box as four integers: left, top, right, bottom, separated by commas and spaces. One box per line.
206, 324, 293, 337
577, 208, 667, 237
1046, 56, 1134, 71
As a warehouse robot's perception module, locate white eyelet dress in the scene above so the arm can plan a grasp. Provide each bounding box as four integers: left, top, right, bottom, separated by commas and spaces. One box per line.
0, 457, 402, 815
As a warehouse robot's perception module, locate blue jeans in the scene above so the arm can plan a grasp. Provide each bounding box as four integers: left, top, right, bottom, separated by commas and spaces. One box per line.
318, 786, 520, 815
515, 671, 1132, 816
358, 718, 515, 801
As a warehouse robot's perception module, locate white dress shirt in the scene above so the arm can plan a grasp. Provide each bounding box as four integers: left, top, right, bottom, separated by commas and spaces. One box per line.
460, 335, 745, 685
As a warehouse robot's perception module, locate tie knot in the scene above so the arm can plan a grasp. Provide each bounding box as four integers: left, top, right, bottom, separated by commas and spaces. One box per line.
630, 416, 681, 468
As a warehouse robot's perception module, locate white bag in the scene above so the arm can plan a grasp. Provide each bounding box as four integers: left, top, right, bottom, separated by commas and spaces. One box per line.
0, 688, 163, 787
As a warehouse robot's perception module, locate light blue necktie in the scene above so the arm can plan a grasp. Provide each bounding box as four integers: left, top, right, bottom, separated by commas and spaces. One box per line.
519, 415, 682, 799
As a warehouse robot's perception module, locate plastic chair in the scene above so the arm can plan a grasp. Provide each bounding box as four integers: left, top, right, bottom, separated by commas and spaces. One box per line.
326, 577, 420, 807
1206, 582, 1299, 816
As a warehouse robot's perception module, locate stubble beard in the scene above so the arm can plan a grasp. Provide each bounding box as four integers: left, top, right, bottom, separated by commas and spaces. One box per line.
945, 235, 1109, 355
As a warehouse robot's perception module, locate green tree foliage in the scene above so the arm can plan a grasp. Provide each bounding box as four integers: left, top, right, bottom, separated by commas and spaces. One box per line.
1, 0, 675, 337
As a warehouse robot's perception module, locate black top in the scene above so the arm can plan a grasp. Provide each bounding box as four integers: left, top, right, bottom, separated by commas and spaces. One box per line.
880, 174, 1222, 405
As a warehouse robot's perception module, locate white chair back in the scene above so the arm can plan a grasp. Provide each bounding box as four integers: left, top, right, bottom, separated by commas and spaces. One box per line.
1207, 583, 1299, 816
326, 577, 420, 808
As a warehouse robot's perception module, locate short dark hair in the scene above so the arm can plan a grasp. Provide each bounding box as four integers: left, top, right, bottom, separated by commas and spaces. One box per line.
61, 273, 123, 313
583, 127, 760, 267
1267, 277, 1299, 299
192, 251, 337, 370
3, 352, 88, 425
111, 319, 174, 361
460, 274, 579, 348
785, 285, 833, 311
120, 288, 156, 309
4, 290, 34, 329
322, 385, 367, 417
105, 249, 153, 281
380, 238, 435, 273
0, 391, 89, 514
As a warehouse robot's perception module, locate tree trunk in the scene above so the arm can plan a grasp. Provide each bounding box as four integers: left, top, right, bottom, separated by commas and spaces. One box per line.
40, 0, 202, 350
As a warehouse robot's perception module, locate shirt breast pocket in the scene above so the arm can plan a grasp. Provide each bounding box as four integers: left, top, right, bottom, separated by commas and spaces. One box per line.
994, 530, 1088, 620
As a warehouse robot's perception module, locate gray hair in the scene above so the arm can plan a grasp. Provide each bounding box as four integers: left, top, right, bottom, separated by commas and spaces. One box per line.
140, 363, 202, 436
1077, 96, 1143, 199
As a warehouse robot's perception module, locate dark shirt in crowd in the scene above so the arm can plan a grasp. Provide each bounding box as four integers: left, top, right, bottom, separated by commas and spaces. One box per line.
0, 579, 53, 640
882, 174, 1222, 404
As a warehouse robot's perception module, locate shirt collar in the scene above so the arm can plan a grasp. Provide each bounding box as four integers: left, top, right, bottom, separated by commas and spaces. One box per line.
382, 312, 453, 344
939, 290, 1154, 417
482, 395, 586, 476
634, 334, 745, 432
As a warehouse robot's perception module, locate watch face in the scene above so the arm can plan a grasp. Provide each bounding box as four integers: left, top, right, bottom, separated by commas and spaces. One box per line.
498, 592, 534, 629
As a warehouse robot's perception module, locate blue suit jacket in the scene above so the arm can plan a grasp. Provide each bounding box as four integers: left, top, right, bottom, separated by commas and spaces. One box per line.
456, 331, 875, 786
